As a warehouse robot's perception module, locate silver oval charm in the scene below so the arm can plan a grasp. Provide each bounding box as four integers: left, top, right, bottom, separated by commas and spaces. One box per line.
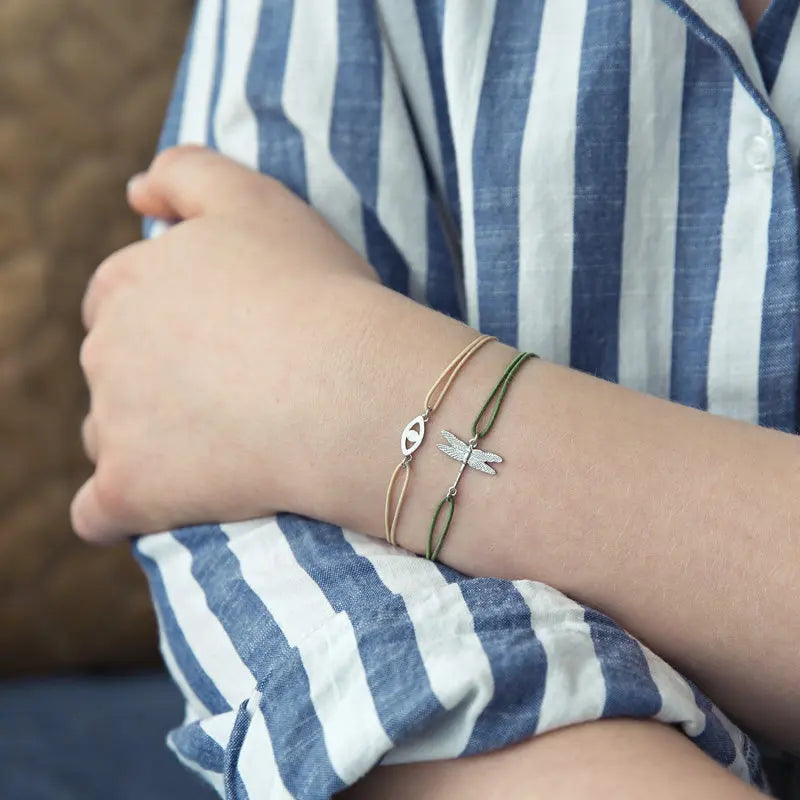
401, 415, 426, 456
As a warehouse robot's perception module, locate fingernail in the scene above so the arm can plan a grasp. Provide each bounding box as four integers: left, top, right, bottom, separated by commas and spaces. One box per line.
126, 172, 147, 195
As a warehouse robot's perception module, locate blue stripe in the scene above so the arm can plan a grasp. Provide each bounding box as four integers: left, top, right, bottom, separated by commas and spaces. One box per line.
245, 0, 308, 199
330, 1, 408, 294
408, 0, 462, 319
169, 720, 252, 800
413, 0, 462, 233
171, 525, 345, 799
206, 0, 227, 151
132, 539, 230, 715
424, 193, 463, 318
277, 514, 445, 742
570, 0, 631, 380
661, 1, 789, 123
670, 34, 733, 410
584, 608, 662, 718
169, 721, 227, 775
752, 0, 798, 93
456, 579, 547, 755
759, 130, 800, 431
473, 0, 544, 345
740, 729, 767, 790
223, 701, 257, 800
684, 681, 737, 768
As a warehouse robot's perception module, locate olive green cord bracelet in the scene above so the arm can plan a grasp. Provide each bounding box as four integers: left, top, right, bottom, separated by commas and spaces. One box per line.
426, 351, 538, 561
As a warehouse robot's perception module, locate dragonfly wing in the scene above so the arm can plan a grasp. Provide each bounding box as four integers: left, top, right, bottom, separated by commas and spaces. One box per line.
438, 443, 466, 462
441, 430, 467, 450
467, 448, 502, 475
467, 457, 496, 475
439, 431, 469, 460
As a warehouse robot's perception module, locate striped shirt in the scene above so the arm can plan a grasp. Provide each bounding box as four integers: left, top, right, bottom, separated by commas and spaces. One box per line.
136, 1, 800, 797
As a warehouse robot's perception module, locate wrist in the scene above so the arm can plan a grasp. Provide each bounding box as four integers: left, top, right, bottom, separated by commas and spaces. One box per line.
293, 280, 520, 559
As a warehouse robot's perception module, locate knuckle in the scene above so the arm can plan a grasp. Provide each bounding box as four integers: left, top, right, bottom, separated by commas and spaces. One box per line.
94, 247, 133, 285
78, 335, 98, 376
69, 491, 89, 541
83, 241, 145, 328
151, 144, 210, 175
82, 254, 121, 328
81, 416, 97, 461
93, 464, 134, 521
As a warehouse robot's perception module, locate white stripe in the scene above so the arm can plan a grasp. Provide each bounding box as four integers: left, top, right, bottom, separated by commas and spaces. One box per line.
442, 0, 498, 328
146, 0, 220, 243
282, 0, 367, 257
212, 0, 261, 167
512, 581, 606, 732
638, 646, 705, 736
769, 11, 800, 162
221, 520, 391, 784
147, 219, 169, 239
343, 531, 494, 762
136, 533, 256, 705
707, 82, 773, 422
236, 691, 293, 799
681, 0, 769, 98
200, 712, 237, 749
376, 0, 446, 197
376, 38, 429, 303
517, 0, 587, 362
617, 0, 685, 396
177, 0, 221, 145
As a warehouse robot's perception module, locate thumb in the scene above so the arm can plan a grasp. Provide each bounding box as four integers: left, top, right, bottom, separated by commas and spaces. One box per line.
127, 144, 267, 221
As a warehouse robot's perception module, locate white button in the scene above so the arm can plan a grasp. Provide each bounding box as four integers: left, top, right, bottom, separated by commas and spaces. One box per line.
747, 134, 774, 171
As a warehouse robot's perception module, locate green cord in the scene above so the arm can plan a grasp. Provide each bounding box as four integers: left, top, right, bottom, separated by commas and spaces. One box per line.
427, 494, 455, 561
472, 351, 535, 438
426, 350, 538, 562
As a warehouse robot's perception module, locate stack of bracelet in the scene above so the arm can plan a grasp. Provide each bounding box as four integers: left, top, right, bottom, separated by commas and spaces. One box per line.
427, 350, 537, 560
384, 333, 495, 546
385, 334, 538, 561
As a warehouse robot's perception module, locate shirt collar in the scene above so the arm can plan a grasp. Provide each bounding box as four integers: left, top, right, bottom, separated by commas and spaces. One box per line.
660, 0, 770, 100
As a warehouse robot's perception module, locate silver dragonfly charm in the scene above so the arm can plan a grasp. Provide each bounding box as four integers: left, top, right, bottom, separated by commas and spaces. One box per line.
437, 429, 502, 498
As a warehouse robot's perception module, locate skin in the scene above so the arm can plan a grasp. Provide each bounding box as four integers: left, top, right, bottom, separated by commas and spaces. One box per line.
339, 719, 764, 800
74, 137, 796, 793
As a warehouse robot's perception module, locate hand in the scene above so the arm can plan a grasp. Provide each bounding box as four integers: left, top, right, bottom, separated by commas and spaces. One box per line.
72, 145, 379, 543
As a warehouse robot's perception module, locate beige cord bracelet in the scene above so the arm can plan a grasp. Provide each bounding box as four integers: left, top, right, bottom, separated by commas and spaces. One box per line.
384, 333, 496, 546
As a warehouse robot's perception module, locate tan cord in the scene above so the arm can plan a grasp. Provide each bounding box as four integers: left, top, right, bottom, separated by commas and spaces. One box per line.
385, 332, 496, 546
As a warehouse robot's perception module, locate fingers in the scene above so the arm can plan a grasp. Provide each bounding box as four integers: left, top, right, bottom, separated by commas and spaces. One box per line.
127, 144, 276, 221
70, 475, 129, 545
81, 415, 98, 463
80, 238, 148, 332
126, 172, 176, 221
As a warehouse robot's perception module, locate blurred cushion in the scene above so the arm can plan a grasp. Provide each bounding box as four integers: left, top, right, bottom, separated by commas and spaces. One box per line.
0, 0, 192, 675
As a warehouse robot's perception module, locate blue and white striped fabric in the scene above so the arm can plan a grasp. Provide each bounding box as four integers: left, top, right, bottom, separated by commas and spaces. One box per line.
134, 1, 800, 796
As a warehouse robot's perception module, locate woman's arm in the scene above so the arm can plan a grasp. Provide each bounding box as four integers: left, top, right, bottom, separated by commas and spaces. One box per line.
340, 718, 763, 800
77, 148, 799, 753
291, 279, 800, 753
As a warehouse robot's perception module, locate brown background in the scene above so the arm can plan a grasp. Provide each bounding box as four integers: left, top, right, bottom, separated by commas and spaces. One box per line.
0, 0, 193, 676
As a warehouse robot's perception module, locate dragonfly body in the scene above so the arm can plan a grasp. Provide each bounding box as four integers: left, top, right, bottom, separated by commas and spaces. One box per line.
437, 430, 502, 479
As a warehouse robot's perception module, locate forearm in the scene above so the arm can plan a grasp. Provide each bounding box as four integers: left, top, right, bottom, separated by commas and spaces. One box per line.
291, 281, 800, 752
341, 719, 763, 800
